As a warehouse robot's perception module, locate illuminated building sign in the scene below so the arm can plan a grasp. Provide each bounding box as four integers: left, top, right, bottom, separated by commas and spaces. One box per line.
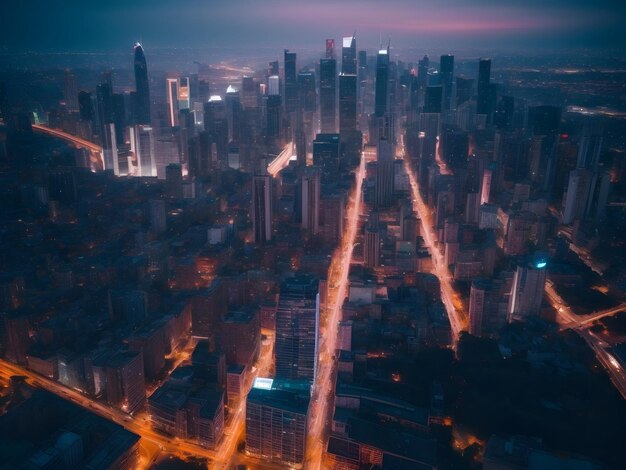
253, 377, 274, 390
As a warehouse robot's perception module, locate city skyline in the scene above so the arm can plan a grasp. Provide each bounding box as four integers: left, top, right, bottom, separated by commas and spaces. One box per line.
1, 2, 626, 470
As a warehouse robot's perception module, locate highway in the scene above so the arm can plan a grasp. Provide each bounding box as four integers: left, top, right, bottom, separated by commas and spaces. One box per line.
267, 142, 294, 177
305, 149, 366, 470
545, 281, 626, 400
400, 135, 467, 341
579, 329, 626, 400
32, 124, 104, 171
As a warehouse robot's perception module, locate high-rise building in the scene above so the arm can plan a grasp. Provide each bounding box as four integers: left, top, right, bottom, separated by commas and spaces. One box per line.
63, 70, 79, 112
245, 378, 310, 467
0, 312, 30, 364
439, 54, 454, 113
101, 123, 119, 175
508, 258, 547, 322
326, 38, 335, 58
364, 226, 381, 268
319, 57, 337, 133
562, 168, 592, 224
275, 274, 319, 381
166, 78, 179, 127
417, 55, 429, 86
264, 95, 282, 144
313, 133, 340, 181
456, 76, 473, 107
374, 47, 390, 117
424, 86, 443, 114
165, 163, 183, 199
585, 170, 610, 222
268, 75, 280, 97
178, 76, 190, 110
339, 73, 357, 134
268, 60, 279, 76
130, 125, 156, 177
297, 71, 316, 113
252, 173, 273, 243
105, 350, 146, 413
476, 58, 491, 116
204, 96, 229, 165
469, 278, 508, 337
341, 35, 357, 75
284, 50, 298, 113
375, 138, 394, 208
320, 192, 345, 246
225, 85, 241, 142
241, 76, 258, 109
300, 167, 320, 235
95, 82, 113, 137
133, 43, 151, 124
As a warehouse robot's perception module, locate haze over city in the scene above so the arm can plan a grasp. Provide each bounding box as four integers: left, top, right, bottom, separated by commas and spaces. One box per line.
0, 1, 625, 470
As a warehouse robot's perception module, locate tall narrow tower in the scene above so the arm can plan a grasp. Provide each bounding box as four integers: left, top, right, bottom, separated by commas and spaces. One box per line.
134, 43, 151, 124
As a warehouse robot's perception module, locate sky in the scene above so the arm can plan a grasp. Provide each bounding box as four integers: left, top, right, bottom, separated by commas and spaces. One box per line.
0, 0, 624, 54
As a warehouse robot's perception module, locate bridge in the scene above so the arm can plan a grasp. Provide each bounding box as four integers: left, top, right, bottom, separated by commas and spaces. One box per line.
32, 124, 103, 170
267, 141, 294, 177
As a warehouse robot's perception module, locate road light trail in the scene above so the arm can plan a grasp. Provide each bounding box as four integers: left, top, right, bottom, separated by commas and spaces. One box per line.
32, 124, 103, 153
400, 135, 466, 341
306, 150, 366, 469
32, 124, 104, 170
0, 357, 218, 461
0, 330, 276, 467
218, 331, 275, 469
267, 142, 294, 177
545, 282, 626, 399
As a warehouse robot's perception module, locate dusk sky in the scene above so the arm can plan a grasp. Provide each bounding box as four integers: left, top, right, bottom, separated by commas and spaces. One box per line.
1, 0, 624, 53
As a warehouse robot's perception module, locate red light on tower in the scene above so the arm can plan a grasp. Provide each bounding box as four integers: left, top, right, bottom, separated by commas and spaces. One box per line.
326, 39, 335, 58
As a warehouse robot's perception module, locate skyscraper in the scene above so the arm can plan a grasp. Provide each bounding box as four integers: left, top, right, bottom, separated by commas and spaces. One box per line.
339, 73, 357, 134
364, 226, 381, 268
264, 95, 282, 145
508, 258, 547, 322
313, 133, 340, 181
424, 86, 443, 114
562, 168, 592, 224
63, 70, 79, 112
204, 96, 229, 165
297, 71, 316, 113
374, 47, 390, 117
469, 278, 507, 337
319, 57, 337, 133
252, 172, 273, 243
284, 50, 298, 113
417, 55, 429, 86
178, 76, 190, 110
325, 38, 335, 59
476, 58, 491, 116
268, 75, 280, 96
130, 125, 156, 177
275, 274, 319, 381
133, 43, 151, 124
341, 34, 357, 75
375, 138, 394, 208
439, 54, 454, 113
300, 167, 320, 236
166, 78, 179, 127
246, 378, 310, 467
